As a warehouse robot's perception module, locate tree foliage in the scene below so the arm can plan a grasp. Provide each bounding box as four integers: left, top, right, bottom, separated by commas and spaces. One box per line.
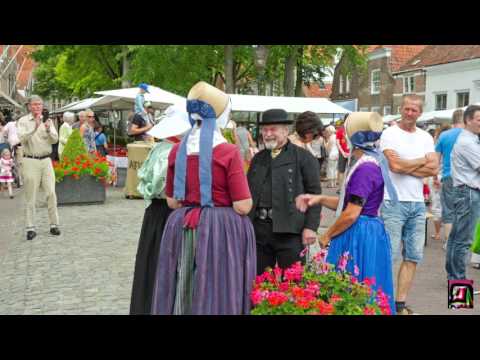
32, 45, 368, 100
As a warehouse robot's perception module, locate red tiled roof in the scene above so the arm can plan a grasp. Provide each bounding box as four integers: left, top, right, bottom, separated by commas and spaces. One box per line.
368, 45, 427, 71
303, 83, 332, 98
397, 45, 480, 72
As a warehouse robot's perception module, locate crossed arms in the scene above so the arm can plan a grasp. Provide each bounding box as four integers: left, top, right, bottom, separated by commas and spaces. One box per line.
383, 150, 439, 178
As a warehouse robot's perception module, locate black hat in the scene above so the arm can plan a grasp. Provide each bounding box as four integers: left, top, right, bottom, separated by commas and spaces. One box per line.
260, 109, 292, 125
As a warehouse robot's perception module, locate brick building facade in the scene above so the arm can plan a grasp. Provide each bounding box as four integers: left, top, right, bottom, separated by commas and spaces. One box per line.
331, 45, 427, 115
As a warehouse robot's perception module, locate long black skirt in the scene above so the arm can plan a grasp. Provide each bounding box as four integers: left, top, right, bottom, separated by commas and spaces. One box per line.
130, 198, 172, 315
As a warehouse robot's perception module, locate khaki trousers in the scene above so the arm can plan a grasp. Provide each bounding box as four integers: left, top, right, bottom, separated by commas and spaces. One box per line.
23, 157, 59, 231
15, 145, 24, 185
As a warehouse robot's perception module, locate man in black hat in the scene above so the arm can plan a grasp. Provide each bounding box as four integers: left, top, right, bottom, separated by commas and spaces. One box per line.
247, 109, 322, 275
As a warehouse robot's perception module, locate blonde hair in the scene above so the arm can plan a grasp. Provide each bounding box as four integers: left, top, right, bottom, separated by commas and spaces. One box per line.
1, 148, 11, 157
401, 94, 424, 112
326, 125, 336, 135
452, 109, 464, 125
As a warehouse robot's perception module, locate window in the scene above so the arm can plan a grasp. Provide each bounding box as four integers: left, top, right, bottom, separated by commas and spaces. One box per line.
457, 91, 469, 107
339, 75, 344, 94
371, 106, 381, 114
384, 106, 392, 115
371, 69, 381, 94
403, 76, 415, 93
435, 94, 447, 110
359, 107, 369, 112
396, 106, 401, 114
346, 76, 350, 93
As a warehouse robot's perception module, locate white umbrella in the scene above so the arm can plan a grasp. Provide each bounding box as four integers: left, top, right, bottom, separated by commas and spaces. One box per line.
93, 86, 186, 110
229, 94, 350, 114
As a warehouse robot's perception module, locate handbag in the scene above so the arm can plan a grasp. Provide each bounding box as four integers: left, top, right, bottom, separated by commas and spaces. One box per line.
471, 220, 480, 255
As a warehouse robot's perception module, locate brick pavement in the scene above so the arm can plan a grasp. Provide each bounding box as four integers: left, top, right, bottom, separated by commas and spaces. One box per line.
0, 187, 144, 315
0, 184, 479, 315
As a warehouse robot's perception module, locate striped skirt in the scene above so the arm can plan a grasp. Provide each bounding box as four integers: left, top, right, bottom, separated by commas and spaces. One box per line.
151, 206, 256, 315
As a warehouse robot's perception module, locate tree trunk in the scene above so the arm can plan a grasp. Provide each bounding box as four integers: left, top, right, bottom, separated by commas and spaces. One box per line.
295, 46, 304, 97
224, 45, 234, 93
284, 51, 297, 97
121, 46, 131, 88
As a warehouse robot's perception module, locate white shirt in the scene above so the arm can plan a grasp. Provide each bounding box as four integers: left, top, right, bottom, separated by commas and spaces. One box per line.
3, 121, 20, 147
380, 125, 435, 202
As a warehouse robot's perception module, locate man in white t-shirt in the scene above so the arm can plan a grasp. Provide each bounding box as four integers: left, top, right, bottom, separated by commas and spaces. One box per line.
380, 95, 439, 315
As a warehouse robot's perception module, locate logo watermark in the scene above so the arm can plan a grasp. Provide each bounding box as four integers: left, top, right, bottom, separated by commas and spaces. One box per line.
448, 280, 474, 309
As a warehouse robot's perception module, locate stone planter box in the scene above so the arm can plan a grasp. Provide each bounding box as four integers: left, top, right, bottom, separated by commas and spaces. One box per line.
56, 175, 106, 206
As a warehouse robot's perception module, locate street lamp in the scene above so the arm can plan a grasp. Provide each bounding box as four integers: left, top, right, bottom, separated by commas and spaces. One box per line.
253, 45, 269, 147
253, 45, 269, 96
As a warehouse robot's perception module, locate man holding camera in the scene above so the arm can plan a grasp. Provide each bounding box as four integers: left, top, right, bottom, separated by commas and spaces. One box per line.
17, 95, 60, 241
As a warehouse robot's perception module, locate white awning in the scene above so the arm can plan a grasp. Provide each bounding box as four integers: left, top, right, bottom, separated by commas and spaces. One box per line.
417, 107, 469, 123
229, 94, 351, 114
93, 86, 185, 110
0, 88, 22, 109
53, 97, 107, 113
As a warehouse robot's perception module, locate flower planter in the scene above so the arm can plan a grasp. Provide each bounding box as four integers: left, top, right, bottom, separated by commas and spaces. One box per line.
56, 175, 106, 206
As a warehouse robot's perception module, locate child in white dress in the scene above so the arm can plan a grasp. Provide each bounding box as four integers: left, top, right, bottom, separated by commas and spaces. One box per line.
0, 148, 14, 198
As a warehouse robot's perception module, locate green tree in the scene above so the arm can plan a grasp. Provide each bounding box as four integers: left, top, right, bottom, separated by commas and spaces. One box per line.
32, 45, 130, 98
128, 45, 224, 96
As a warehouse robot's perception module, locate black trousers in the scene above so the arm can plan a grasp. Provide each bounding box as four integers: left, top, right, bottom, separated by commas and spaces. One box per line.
253, 218, 304, 275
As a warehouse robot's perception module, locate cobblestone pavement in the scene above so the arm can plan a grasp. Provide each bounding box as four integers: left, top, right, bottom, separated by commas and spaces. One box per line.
0, 187, 144, 315
1, 184, 479, 315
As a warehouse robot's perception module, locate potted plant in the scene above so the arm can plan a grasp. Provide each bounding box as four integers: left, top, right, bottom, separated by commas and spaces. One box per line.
250, 249, 392, 315
53, 129, 110, 205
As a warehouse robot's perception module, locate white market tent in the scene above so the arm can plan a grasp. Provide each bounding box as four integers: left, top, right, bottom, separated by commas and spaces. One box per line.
417, 106, 469, 124
228, 94, 350, 115
92, 86, 185, 110
52, 97, 110, 114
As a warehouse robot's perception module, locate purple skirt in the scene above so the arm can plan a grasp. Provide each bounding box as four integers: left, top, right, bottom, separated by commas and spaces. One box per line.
151, 207, 256, 315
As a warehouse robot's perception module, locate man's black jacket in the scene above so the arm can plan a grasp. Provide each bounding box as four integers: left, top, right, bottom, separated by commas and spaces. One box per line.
247, 140, 322, 234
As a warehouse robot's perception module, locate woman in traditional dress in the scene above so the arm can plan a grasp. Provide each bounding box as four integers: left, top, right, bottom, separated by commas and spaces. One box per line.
296, 112, 398, 314
151, 82, 256, 315
129, 105, 191, 315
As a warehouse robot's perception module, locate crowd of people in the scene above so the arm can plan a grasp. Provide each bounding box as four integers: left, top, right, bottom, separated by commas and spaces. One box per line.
3, 81, 480, 316
128, 86, 480, 315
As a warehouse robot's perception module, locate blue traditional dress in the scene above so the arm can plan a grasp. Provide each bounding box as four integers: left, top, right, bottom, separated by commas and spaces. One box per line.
326, 154, 396, 314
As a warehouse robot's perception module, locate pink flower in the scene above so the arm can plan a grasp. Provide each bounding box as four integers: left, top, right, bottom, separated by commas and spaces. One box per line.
299, 247, 309, 258
363, 277, 376, 287
284, 262, 304, 282
306, 281, 320, 296
337, 251, 350, 272
251, 289, 266, 305
255, 274, 266, 285
273, 266, 282, 282
312, 248, 328, 263
354, 265, 360, 277
279, 281, 290, 292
